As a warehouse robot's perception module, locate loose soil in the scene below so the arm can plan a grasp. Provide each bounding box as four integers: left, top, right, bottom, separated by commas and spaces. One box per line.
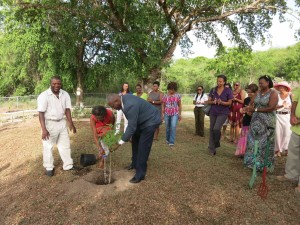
0, 116, 299, 225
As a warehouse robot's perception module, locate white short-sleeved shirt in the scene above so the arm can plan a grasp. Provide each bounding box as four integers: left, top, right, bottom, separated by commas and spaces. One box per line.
37, 88, 72, 120
193, 93, 208, 107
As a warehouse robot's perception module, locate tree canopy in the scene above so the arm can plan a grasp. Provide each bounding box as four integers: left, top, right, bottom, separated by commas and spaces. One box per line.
0, 0, 299, 99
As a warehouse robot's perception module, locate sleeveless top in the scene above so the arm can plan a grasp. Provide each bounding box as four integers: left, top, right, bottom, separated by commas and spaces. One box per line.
91, 109, 114, 137
276, 93, 291, 113
149, 91, 162, 112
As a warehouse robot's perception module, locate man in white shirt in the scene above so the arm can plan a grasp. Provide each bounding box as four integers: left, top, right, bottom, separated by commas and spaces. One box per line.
37, 76, 77, 177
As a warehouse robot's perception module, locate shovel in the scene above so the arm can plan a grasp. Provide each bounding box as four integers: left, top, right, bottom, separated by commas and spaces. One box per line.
257, 127, 273, 199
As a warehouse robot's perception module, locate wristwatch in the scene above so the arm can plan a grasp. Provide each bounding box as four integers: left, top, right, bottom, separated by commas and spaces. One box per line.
255, 108, 258, 112
152, 101, 155, 104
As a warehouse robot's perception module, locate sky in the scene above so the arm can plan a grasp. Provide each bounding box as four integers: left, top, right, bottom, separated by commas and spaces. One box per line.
173, 0, 300, 59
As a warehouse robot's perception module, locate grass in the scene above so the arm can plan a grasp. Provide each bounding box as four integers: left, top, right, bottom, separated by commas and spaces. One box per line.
0, 117, 299, 224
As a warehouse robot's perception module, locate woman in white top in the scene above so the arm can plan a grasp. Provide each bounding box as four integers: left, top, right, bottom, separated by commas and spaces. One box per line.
274, 81, 292, 157
193, 86, 208, 137
115, 82, 132, 135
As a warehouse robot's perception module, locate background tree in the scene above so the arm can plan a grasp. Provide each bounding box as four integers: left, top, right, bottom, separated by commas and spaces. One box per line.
207, 48, 253, 86
0, 0, 299, 99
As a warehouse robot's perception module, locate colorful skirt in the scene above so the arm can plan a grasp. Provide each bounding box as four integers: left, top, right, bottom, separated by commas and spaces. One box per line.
235, 126, 249, 156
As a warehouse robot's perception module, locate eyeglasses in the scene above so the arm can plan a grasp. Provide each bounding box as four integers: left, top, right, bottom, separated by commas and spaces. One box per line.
234, 84, 239, 86
197, 89, 202, 91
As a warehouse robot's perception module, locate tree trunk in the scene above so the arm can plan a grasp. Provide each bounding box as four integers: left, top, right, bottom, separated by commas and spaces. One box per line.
75, 44, 85, 107
142, 34, 181, 91
142, 67, 162, 92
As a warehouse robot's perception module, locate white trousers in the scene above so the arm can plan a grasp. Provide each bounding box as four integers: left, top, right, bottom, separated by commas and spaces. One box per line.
275, 114, 292, 152
42, 119, 73, 171
115, 109, 128, 134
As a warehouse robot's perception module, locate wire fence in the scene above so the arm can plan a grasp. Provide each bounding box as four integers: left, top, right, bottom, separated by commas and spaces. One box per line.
0, 93, 196, 123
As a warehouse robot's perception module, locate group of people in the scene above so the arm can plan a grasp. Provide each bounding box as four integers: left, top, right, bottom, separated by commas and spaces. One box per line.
92, 81, 182, 183
193, 74, 300, 192
37, 75, 300, 191
37, 77, 183, 183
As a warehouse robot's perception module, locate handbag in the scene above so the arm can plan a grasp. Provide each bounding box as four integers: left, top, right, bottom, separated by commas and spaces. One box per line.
202, 104, 211, 116
201, 87, 214, 116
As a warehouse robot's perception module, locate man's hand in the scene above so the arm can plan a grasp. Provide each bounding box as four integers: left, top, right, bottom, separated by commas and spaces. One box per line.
98, 147, 105, 156
291, 115, 298, 126
42, 129, 50, 140
110, 143, 121, 152
69, 123, 77, 133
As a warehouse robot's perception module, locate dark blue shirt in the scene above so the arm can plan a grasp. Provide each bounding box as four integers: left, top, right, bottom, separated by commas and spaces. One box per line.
121, 95, 161, 142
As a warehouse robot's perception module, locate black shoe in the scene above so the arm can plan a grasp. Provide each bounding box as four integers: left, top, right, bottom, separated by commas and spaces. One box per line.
129, 176, 144, 184
46, 169, 54, 177
68, 166, 82, 171
125, 165, 135, 170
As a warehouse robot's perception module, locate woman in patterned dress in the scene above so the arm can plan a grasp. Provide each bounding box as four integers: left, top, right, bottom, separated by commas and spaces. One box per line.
244, 75, 278, 171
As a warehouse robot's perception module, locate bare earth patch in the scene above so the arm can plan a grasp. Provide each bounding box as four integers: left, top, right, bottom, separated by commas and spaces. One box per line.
0, 116, 300, 224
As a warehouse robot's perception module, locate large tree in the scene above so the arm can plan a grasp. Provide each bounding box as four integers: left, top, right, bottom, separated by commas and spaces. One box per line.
1, 0, 299, 99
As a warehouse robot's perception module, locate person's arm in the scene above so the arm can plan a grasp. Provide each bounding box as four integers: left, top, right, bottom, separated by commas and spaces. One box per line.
193, 95, 196, 105
178, 99, 182, 121
200, 94, 208, 104
161, 98, 165, 121
217, 89, 233, 106
248, 90, 278, 113
37, 93, 49, 140
39, 112, 49, 140
205, 96, 215, 105
152, 92, 163, 105
204, 89, 216, 105
236, 89, 245, 104
110, 112, 116, 126
158, 91, 163, 104
290, 101, 298, 125
217, 99, 232, 106
65, 108, 76, 133
119, 104, 138, 142
90, 117, 102, 150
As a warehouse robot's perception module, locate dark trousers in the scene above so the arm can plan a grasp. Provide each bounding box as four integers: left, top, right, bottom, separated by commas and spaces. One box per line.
208, 114, 228, 153
131, 124, 159, 180
194, 107, 205, 136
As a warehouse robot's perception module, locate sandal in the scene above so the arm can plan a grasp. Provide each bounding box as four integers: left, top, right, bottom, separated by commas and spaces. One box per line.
275, 151, 281, 157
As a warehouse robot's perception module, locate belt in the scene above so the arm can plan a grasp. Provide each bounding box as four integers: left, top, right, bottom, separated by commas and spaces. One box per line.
276, 111, 289, 115
47, 119, 63, 122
